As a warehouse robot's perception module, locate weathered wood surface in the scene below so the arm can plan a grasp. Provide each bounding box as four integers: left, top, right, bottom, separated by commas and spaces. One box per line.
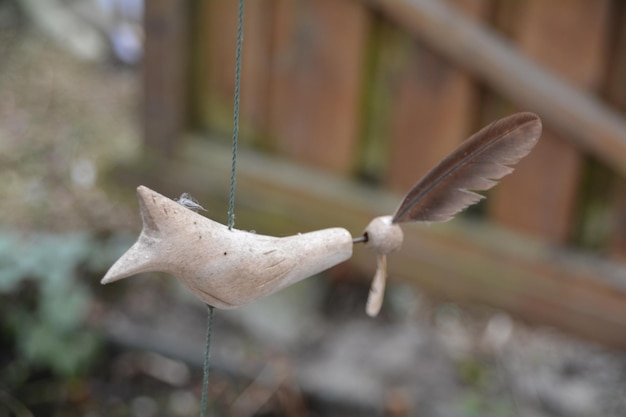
605, 1, 626, 112
365, 0, 626, 178
488, 0, 610, 243
102, 186, 353, 309
154, 0, 626, 177
607, 4, 626, 260
143, 0, 190, 156
268, 0, 370, 173
194, 0, 371, 170
113, 138, 626, 350
384, 0, 488, 192
610, 182, 626, 260
138, 0, 626, 349
194, 0, 273, 144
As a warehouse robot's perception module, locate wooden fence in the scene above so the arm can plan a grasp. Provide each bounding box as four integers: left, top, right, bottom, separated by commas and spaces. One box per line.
134, 0, 626, 349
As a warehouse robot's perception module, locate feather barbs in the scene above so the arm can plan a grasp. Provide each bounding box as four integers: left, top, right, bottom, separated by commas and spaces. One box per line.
392, 112, 542, 223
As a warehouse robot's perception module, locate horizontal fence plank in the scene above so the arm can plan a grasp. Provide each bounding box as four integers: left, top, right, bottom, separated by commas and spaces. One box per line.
111, 138, 626, 350
364, 0, 626, 178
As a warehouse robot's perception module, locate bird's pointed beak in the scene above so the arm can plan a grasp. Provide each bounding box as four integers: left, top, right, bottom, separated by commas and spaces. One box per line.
101, 234, 158, 284
102, 185, 169, 285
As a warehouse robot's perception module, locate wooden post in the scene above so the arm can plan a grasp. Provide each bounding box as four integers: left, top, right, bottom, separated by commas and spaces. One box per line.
488, 0, 611, 243
143, 0, 190, 156
385, 0, 489, 192
604, 1, 626, 111
268, 0, 370, 174
194, 0, 274, 145
608, 3, 626, 259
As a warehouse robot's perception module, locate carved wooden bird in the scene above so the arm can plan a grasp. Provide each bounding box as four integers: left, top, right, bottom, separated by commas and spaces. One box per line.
102, 112, 541, 316
101, 185, 353, 308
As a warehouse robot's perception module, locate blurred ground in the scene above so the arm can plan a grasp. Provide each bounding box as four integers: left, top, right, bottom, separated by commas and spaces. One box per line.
1, 6, 626, 417
0, 9, 138, 232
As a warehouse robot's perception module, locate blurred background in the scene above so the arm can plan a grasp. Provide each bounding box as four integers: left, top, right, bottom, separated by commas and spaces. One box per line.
1, 0, 626, 416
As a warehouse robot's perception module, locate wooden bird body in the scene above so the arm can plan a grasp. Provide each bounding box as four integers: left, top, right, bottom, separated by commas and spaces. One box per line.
102, 186, 353, 308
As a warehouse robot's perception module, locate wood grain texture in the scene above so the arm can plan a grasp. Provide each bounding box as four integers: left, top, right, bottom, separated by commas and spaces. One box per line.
604, 1, 626, 111
365, 0, 626, 178
268, 0, 370, 173
386, 0, 489, 192
102, 187, 353, 308
143, 0, 189, 156
607, 4, 626, 259
195, 0, 274, 144
610, 180, 626, 259
488, 0, 610, 243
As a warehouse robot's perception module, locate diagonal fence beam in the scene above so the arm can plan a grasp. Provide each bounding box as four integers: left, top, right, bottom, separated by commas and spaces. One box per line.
365, 0, 626, 177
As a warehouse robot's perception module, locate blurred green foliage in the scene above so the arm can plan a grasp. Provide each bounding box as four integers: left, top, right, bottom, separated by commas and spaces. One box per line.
0, 231, 132, 377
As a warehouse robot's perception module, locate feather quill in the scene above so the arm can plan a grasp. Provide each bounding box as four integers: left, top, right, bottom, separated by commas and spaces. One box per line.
392, 112, 542, 224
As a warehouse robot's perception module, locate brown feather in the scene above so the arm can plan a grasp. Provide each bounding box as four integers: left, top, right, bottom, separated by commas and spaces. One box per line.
392, 112, 542, 223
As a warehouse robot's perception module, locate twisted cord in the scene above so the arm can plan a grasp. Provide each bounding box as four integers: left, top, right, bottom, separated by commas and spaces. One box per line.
228, 0, 245, 231
199, 305, 214, 417
200, 1, 244, 415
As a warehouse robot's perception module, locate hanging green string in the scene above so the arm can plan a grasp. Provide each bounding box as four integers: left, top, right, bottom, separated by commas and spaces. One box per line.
228, 0, 245, 231
200, 1, 244, 416
199, 305, 214, 417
